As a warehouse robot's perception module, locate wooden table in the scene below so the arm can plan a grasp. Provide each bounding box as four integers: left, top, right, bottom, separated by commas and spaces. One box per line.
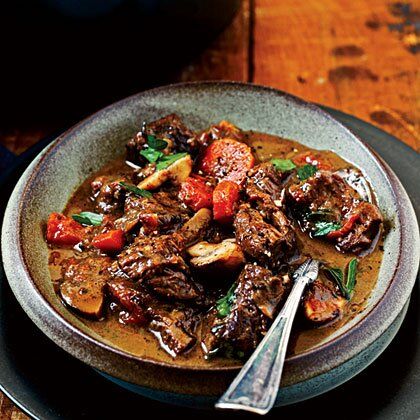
1, 0, 418, 417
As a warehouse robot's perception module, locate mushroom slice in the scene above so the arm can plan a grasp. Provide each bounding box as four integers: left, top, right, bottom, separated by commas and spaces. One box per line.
179, 208, 212, 246
303, 280, 347, 324
138, 155, 192, 190
187, 239, 245, 272
59, 257, 111, 319
60, 278, 106, 319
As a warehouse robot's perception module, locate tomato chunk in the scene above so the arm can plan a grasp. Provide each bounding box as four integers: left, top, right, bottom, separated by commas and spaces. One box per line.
92, 229, 125, 253
327, 214, 360, 239
198, 138, 255, 185
292, 151, 333, 171
46, 213, 85, 247
178, 176, 213, 212
213, 181, 240, 224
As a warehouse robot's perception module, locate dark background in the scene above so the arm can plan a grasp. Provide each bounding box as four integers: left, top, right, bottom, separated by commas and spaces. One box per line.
0, 0, 240, 129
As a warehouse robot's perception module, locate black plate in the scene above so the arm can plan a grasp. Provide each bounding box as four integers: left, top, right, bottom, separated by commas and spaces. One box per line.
0, 108, 419, 419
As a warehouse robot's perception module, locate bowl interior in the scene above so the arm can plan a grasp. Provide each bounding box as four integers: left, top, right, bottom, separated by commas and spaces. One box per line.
13, 82, 401, 366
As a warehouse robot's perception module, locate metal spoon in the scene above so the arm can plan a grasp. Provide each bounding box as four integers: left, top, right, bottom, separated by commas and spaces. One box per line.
215, 258, 319, 415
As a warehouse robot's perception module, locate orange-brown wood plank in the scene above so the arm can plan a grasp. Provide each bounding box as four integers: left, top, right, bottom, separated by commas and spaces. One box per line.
177, 0, 250, 82
0, 393, 29, 420
253, 0, 420, 150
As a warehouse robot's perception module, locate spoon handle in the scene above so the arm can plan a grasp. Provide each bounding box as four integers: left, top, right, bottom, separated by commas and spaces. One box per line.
215, 275, 309, 415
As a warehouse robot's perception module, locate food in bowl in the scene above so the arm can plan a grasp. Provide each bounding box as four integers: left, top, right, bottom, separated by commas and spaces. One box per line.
45, 114, 384, 366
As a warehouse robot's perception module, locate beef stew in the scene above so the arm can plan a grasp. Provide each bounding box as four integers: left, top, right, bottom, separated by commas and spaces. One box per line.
46, 114, 384, 367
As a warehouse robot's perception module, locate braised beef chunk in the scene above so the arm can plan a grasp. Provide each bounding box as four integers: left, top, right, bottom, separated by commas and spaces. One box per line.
199, 120, 243, 144
147, 269, 201, 301
287, 170, 382, 253
126, 131, 148, 165
108, 278, 196, 355
202, 264, 288, 356
60, 257, 112, 319
245, 162, 285, 211
126, 114, 200, 164
91, 176, 126, 214
303, 279, 347, 324
115, 233, 187, 282
149, 311, 196, 356
115, 192, 190, 234
234, 205, 295, 268
147, 114, 200, 154
288, 170, 356, 214
335, 202, 383, 253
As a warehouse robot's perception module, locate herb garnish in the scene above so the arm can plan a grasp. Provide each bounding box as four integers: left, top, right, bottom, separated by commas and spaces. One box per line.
147, 135, 168, 150
323, 258, 358, 300
72, 211, 103, 226
156, 152, 188, 170
271, 158, 296, 172
140, 148, 163, 163
346, 258, 357, 294
140, 134, 187, 170
140, 135, 168, 164
324, 267, 348, 298
216, 283, 237, 318
313, 221, 341, 237
297, 164, 317, 180
119, 182, 153, 198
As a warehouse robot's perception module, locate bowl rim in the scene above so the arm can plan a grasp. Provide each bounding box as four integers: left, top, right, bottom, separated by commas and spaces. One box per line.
2, 81, 419, 376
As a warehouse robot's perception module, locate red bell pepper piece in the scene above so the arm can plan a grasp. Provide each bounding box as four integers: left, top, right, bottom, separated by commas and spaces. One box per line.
46, 213, 85, 247
213, 180, 240, 224
178, 176, 213, 212
92, 229, 125, 253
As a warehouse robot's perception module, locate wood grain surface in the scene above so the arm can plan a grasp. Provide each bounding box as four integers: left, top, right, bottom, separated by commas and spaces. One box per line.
0, 0, 418, 418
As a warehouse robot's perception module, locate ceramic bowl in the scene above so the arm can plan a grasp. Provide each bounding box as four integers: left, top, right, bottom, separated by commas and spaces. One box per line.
2, 82, 419, 408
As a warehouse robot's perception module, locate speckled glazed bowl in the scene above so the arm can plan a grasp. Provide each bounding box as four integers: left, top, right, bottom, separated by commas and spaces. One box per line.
2, 82, 419, 408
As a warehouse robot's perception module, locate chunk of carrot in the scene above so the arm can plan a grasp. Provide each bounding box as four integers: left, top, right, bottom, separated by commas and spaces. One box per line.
198, 138, 255, 185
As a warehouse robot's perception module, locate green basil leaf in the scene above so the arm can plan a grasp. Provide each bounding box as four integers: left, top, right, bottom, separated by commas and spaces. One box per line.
147, 135, 168, 151
72, 211, 103, 226
297, 164, 317, 180
271, 158, 296, 172
313, 221, 341, 237
156, 153, 188, 171
119, 182, 153, 198
216, 283, 237, 318
346, 258, 358, 297
140, 148, 164, 163
323, 266, 349, 299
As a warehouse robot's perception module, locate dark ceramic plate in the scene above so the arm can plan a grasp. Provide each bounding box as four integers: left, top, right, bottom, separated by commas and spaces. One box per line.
0, 107, 418, 419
